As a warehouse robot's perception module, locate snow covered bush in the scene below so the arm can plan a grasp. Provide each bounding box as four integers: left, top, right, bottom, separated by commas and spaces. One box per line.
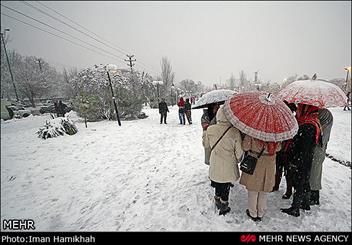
69, 64, 154, 121
73, 92, 102, 124
37, 117, 78, 139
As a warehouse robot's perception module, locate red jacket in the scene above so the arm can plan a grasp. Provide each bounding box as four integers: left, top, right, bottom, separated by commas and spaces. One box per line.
178, 98, 185, 107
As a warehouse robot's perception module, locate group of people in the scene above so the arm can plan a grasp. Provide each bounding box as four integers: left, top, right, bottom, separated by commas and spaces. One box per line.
158, 97, 193, 125
202, 101, 333, 221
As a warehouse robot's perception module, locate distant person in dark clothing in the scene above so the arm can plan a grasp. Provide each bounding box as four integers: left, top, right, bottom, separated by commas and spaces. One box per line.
158, 98, 169, 124
6, 106, 14, 119
54, 101, 59, 117
57, 100, 67, 117
185, 98, 192, 124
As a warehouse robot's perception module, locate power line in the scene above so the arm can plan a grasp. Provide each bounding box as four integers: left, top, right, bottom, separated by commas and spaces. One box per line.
33, 1, 159, 75
1, 13, 120, 62
1, 3, 126, 62
34, 0, 129, 55
23, 1, 129, 58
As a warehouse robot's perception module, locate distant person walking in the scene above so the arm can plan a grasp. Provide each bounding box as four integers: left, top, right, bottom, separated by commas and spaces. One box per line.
178, 97, 186, 125
158, 98, 169, 124
185, 98, 192, 124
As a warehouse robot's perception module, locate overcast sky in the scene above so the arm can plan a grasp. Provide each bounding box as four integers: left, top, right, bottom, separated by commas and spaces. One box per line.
1, 1, 351, 86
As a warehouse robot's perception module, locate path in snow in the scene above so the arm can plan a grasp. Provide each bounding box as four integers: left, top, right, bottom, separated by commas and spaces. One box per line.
1, 107, 351, 231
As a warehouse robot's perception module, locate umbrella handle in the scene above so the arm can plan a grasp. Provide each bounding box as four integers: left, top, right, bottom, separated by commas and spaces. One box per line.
266, 93, 272, 102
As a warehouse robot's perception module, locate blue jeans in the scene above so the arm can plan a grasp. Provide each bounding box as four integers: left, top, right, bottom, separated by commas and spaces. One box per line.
179, 112, 185, 125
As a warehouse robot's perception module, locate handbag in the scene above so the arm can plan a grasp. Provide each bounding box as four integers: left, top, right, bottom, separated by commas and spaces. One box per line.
240, 147, 265, 175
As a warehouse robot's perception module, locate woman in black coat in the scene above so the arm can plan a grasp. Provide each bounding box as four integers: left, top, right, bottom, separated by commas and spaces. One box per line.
281, 103, 321, 217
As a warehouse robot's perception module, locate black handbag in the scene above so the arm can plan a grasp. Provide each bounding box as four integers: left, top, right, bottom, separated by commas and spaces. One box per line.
240, 147, 265, 175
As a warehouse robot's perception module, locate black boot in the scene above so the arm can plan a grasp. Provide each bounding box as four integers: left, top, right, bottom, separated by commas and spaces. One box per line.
301, 191, 311, 210
219, 199, 231, 215
214, 196, 221, 210
246, 209, 259, 221
310, 190, 320, 205
281, 192, 301, 217
282, 192, 292, 199
281, 206, 300, 217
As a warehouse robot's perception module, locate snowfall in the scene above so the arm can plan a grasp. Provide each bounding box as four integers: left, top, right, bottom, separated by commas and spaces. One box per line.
1, 106, 351, 231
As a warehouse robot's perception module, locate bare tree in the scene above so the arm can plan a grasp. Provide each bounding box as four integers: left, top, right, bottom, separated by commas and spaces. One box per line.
239, 70, 248, 92
15, 56, 55, 107
160, 57, 175, 98
228, 73, 236, 90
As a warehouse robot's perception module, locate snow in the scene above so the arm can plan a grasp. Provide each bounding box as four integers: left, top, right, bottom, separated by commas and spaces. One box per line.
278, 79, 347, 108
1, 107, 351, 231
193, 89, 236, 109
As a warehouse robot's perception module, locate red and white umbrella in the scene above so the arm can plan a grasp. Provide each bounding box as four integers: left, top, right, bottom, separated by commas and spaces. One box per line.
277, 79, 347, 108
223, 92, 298, 142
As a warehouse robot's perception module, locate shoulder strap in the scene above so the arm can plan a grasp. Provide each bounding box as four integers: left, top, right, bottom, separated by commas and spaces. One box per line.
211, 126, 232, 151
257, 146, 265, 158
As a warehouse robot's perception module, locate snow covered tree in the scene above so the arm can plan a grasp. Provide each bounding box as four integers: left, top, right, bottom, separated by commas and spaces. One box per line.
1, 46, 63, 105
178, 79, 201, 97
297, 74, 310, 80
15, 56, 56, 107
69, 64, 149, 121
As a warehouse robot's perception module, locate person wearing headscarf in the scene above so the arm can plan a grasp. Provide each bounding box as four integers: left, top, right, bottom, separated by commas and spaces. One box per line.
281, 103, 321, 217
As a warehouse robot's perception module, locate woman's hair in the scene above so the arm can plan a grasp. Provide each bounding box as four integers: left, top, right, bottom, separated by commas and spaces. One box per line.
207, 104, 215, 121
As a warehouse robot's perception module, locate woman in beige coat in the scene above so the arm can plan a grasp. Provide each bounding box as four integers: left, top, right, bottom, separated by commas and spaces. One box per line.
203, 106, 244, 215
240, 135, 281, 221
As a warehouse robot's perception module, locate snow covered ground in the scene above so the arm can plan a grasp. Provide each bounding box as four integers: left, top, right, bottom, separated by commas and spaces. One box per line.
1, 106, 351, 231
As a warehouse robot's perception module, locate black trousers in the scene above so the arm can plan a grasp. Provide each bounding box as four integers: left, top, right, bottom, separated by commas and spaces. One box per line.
211, 181, 231, 201
160, 112, 167, 124
292, 168, 311, 208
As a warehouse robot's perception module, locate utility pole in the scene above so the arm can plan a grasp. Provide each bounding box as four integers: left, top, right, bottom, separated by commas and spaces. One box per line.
1, 30, 19, 101
107, 71, 121, 126
125, 54, 136, 91
124, 54, 136, 74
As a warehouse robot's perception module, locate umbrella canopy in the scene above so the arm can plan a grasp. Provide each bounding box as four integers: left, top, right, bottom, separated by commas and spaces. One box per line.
223, 92, 298, 142
277, 79, 347, 108
192, 89, 236, 109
